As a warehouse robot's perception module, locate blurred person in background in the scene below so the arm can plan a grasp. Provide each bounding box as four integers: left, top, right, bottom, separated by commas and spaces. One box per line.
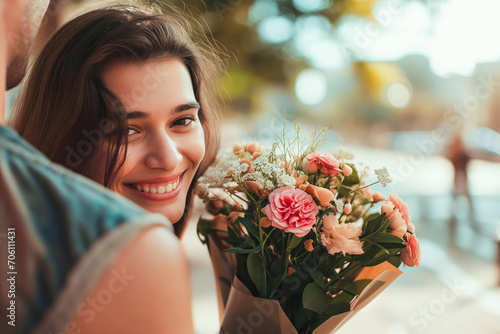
1, 1, 197, 333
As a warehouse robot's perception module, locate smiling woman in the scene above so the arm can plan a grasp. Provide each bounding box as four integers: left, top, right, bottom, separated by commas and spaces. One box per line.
10, 4, 223, 236
98, 60, 206, 223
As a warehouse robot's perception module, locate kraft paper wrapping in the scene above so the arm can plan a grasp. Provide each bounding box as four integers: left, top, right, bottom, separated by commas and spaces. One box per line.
207, 235, 237, 322
209, 237, 403, 334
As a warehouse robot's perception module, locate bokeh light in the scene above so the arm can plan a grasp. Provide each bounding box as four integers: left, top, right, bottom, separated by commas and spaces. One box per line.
295, 68, 327, 105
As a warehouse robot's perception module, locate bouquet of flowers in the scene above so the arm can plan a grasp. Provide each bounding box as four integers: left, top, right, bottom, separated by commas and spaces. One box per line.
196, 126, 421, 334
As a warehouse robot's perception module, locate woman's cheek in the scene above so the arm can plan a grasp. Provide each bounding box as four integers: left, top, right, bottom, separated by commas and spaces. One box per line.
190, 124, 206, 167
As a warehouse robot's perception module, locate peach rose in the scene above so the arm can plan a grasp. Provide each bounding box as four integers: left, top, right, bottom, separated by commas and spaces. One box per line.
295, 174, 308, 188
401, 233, 420, 267
388, 210, 407, 238
342, 164, 353, 177
244, 141, 261, 155
304, 239, 314, 252
362, 187, 374, 201
212, 214, 230, 239
206, 200, 224, 215
244, 180, 265, 198
320, 214, 364, 255
262, 187, 319, 237
382, 194, 411, 224
233, 143, 242, 154
302, 152, 341, 176
343, 203, 352, 215
305, 185, 334, 208
382, 194, 411, 237
260, 217, 272, 228
372, 192, 385, 202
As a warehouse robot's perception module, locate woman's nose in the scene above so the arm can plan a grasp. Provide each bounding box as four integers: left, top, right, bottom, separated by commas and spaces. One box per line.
144, 133, 182, 171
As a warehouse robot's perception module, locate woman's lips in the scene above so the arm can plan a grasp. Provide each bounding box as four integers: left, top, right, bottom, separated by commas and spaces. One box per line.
124, 173, 184, 201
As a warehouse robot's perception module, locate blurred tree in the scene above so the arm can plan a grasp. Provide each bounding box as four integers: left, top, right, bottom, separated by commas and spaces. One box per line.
146, 0, 383, 113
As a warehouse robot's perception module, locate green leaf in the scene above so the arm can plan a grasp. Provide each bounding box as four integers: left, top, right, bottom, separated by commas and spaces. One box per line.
308, 268, 326, 289
247, 252, 267, 297
227, 227, 241, 247
196, 218, 213, 242
325, 291, 356, 316
342, 279, 372, 295
370, 232, 404, 244
238, 217, 260, 241
303, 283, 331, 314
286, 234, 303, 252
364, 247, 403, 267
361, 213, 386, 237
225, 244, 262, 254
387, 255, 402, 268
325, 301, 351, 317
342, 165, 359, 186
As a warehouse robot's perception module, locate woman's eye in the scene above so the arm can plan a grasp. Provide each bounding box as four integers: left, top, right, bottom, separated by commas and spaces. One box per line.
172, 116, 195, 127
127, 128, 139, 136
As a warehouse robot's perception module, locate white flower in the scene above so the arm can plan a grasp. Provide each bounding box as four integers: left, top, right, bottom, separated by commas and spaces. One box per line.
333, 194, 344, 213
229, 159, 249, 175
265, 180, 275, 190
374, 167, 392, 187
277, 174, 296, 188
332, 148, 354, 161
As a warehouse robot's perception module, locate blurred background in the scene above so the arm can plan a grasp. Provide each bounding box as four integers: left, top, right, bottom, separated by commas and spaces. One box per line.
6, 0, 500, 333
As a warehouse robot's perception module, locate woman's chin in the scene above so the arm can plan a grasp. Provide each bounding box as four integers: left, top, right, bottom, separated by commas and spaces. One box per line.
149, 206, 183, 224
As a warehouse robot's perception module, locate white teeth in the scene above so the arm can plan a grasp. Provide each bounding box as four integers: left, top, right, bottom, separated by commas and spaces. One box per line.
132, 178, 180, 194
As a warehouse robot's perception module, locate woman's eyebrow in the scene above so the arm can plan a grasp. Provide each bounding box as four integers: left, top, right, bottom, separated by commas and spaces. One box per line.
126, 111, 149, 120
125, 102, 200, 119
174, 102, 200, 113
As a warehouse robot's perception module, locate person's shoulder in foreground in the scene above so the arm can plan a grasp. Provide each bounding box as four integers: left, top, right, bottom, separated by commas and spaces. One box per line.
0, 125, 193, 334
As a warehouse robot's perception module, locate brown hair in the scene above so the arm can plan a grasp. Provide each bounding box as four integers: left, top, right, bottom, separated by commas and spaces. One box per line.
11, 5, 222, 237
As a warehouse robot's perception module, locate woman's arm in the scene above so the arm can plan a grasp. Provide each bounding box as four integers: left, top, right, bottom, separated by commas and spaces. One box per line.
71, 226, 194, 334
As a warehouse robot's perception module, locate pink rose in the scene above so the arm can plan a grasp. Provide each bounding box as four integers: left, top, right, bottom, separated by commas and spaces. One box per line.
320, 214, 364, 255
262, 187, 319, 237
401, 233, 420, 267
302, 152, 341, 176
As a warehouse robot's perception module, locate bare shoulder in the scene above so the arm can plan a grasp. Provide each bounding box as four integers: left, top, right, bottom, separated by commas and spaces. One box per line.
71, 225, 194, 334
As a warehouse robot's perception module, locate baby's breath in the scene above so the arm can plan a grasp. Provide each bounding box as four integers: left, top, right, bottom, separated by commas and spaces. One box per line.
374, 167, 392, 187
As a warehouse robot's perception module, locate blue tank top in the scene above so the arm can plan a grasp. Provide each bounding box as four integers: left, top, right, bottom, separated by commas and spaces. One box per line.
0, 125, 171, 333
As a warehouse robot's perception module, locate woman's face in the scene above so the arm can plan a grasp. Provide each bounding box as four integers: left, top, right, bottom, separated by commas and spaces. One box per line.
99, 59, 205, 223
